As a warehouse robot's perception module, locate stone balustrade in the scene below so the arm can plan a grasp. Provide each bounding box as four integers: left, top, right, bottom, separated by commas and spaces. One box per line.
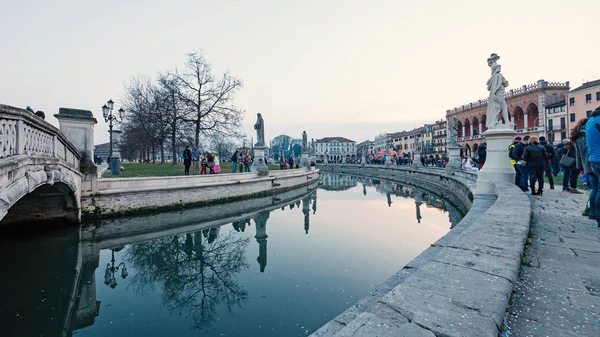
0, 104, 80, 168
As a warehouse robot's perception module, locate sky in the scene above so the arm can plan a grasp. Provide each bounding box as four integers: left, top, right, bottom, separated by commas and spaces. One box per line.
2, 0, 599, 147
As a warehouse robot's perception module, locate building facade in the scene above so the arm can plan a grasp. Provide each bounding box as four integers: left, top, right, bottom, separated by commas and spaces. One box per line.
565, 79, 600, 135
356, 140, 375, 158
432, 119, 447, 155
446, 79, 569, 157
315, 137, 357, 163
544, 100, 567, 144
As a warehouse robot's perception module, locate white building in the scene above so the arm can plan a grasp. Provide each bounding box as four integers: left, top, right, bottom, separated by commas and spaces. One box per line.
545, 100, 567, 144
315, 137, 356, 163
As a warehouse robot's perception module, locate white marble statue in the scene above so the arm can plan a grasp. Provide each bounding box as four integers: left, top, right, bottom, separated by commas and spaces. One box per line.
485, 53, 512, 129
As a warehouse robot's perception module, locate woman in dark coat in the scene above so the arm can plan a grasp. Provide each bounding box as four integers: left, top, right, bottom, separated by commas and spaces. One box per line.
560, 141, 582, 193
523, 136, 547, 195
183, 146, 192, 175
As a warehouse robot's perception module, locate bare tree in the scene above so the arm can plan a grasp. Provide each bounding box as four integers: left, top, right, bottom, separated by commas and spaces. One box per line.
157, 73, 190, 165
174, 52, 244, 148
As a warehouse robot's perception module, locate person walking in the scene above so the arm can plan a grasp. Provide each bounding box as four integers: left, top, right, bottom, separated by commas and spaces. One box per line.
572, 118, 593, 217
560, 141, 582, 193
585, 106, 600, 228
538, 136, 555, 189
523, 136, 547, 195
183, 146, 192, 175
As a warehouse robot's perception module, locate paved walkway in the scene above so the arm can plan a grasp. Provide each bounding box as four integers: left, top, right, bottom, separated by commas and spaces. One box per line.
502, 189, 600, 336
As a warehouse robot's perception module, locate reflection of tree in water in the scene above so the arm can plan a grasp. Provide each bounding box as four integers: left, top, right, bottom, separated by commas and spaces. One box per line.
125, 229, 250, 331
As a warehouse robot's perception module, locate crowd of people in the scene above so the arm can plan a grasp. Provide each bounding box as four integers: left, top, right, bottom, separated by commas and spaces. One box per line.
182, 146, 221, 175
510, 106, 600, 228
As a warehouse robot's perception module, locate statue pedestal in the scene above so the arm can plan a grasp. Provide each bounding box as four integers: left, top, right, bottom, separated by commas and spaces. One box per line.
301, 151, 310, 169
385, 155, 393, 165
253, 146, 269, 176
476, 128, 516, 193
445, 145, 461, 175
414, 150, 421, 166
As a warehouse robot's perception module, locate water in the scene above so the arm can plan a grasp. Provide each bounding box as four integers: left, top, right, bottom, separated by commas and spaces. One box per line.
0, 173, 461, 337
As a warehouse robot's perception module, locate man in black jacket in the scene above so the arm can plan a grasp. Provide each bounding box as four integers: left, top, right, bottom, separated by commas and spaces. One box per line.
512, 136, 530, 191
509, 137, 522, 188
539, 136, 555, 189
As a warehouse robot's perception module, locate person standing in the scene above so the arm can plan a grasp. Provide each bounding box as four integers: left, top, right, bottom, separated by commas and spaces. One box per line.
513, 136, 530, 192
538, 136, 555, 189
572, 118, 592, 216
477, 142, 487, 169
523, 136, 547, 195
231, 151, 239, 173
191, 147, 200, 175
560, 141, 582, 193
585, 106, 600, 228
183, 146, 192, 175
200, 154, 208, 175
508, 137, 522, 187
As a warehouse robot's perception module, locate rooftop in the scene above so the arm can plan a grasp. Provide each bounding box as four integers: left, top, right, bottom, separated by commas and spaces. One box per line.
569, 79, 600, 93
316, 136, 355, 143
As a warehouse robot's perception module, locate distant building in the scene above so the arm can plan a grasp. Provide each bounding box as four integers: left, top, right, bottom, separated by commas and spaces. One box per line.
356, 140, 374, 158
94, 142, 110, 162
315, 137, 356, 163
544, 100, 567, 144
565, 79, 600, 135
432, 119, 447, 155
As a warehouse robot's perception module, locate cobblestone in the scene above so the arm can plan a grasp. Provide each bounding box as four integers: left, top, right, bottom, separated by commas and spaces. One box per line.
501, 189, 600, 337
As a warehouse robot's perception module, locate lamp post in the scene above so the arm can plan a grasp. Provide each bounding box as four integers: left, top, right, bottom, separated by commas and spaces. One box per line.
102, 99, 124, 176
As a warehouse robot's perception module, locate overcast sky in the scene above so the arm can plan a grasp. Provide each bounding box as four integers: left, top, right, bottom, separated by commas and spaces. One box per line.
2, 0, 599, 146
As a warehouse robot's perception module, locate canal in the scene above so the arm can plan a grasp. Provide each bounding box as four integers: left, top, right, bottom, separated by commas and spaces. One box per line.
0, 173, 462, 337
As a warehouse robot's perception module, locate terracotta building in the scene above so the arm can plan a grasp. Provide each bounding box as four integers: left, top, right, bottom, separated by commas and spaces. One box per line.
565, 79, 600, 133
446, 79, 569, 157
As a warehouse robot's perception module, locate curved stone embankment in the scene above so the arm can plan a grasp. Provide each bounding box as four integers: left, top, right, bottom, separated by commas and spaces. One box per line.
313, 164, 531, 337
80, 168, 319, 219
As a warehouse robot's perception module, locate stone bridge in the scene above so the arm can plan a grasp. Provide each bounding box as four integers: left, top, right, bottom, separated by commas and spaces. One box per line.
0, 105, 82, 226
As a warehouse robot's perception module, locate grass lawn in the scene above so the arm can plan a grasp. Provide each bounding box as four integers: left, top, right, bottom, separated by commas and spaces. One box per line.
102, 162, 282, 178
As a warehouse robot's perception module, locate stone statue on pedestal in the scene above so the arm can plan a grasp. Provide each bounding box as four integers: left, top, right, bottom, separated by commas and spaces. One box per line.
254, 113, 265, 147
449, 117, 459, 146
302, 131, 308, 152
310, 138, 315, 154
486, 53, 512, 129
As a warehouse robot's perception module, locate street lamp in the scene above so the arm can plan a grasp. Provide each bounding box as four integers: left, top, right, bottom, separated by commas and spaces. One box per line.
104, 250, 128, 289
102, 99, 124, 176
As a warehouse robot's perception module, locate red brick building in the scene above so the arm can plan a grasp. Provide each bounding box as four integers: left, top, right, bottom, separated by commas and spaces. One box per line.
445, 79, 569, 157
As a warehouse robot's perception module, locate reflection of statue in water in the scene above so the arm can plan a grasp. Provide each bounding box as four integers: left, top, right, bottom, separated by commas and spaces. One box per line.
302, 195, 311, 234
125, 229, 249, 331
254, 113, 265, 146
485, 53, 512, 129
253, 210, 269, 273
311, 190, 317, 214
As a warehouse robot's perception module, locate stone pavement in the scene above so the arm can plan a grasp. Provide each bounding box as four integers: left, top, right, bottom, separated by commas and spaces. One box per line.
502, 189, 600, 336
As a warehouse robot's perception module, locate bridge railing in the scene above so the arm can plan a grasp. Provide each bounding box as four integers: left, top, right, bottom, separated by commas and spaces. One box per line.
0, 104, 80, 169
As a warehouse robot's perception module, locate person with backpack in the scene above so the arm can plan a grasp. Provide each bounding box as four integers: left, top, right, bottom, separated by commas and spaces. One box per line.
512, 136, 530, 192
508, 137, 522, 188
539, 136, 555, 189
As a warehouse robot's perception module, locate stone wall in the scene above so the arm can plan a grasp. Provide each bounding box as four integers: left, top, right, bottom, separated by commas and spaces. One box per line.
81, 168, 319, 219
313, 164, 530, 337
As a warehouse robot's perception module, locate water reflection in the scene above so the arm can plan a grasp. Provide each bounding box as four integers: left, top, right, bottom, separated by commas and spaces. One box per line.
125, 230, 250, 331
320, 173, 463, 228
1, 175, 460, 337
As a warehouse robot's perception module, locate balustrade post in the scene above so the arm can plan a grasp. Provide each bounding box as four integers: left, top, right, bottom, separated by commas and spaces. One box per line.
524, 113, 528, 129
16, 120, 25, 155
53, 135, 58, 157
